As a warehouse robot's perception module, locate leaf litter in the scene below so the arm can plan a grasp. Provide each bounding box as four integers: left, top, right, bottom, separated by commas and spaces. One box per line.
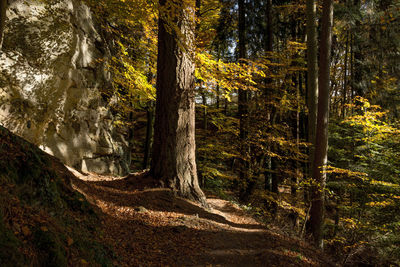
69, 167, 336, 267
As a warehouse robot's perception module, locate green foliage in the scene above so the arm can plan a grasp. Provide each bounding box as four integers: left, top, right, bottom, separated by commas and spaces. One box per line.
327, 98, 400, 264
196, 108, 238, 189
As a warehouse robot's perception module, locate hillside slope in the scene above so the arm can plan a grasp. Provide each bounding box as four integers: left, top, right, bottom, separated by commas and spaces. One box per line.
0, 125, 113, 266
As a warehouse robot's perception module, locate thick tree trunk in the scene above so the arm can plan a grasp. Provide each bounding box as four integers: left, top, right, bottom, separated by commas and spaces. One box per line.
306, 0, 318, 183
309, 0, 333, 248
0, 0, 7, 50
151, 0, 206, 206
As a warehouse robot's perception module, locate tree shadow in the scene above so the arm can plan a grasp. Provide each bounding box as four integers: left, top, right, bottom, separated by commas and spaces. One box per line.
97, 210, 334, 267
71, 173, 265, 231
69, 172, 336, 266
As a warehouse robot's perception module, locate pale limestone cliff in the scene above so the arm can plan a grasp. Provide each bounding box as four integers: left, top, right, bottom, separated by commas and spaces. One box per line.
0, 0, 130, 175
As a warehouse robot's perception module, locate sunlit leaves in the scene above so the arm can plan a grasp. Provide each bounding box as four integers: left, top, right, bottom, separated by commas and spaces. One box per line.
342, 97, 399, 142
327, 95, 400, 261
195, 52, 265, 99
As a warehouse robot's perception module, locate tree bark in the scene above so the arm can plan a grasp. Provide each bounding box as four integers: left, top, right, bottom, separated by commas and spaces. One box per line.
238, 0, 250, 201
306, 0, 318, 183
238, 0, 247, 140
265, 0, 273, 52
143, 103, 154, 170
352, 0, 363, 97
342, 31, 349, 118
151, 0, 207, 206
309, 0, 333, 249
0, 0, 7, 50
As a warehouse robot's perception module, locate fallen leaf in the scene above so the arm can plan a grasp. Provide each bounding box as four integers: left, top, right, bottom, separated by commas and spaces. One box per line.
67, 237, 74, 246
41, 226, 48, 232
80, 259, 88, 265
21, 226, 31, 236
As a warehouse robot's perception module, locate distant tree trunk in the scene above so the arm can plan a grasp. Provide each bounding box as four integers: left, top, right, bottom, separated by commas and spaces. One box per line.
293, 72, 302, 197
352, 0, 363, 97
143, 103, 154, 170
216, 50, 220, 109
265, 0, 273, 52
238, 0, 250, 201
224, 97, 228, 115
308, 0, 333, 248
216, 84, 220, 109
127, 99, 134, 170
350, 33, 354, 109
201, 88, 207, 130
238, 0, 247, 139
342, 31, 349, 118
151, 0, 207, 206
264, 0, 276, 197
306, 0, 318, 185
0, 0, 7, 50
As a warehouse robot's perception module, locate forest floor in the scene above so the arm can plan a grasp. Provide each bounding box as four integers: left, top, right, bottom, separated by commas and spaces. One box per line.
68, 168, 336, 267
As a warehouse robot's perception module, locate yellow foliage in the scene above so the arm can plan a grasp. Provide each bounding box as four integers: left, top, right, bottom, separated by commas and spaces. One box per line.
366, 200, 394, 207
195, 52, 266, 97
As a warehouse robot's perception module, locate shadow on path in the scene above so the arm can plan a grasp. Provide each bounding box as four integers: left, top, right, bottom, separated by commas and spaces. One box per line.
70, 171, 336, 267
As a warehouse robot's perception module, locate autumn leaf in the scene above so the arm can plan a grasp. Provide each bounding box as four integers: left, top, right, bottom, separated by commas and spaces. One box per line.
21, 226, 31, 236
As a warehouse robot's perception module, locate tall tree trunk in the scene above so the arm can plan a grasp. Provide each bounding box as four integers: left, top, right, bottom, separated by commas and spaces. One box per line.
151, 0, 206, 206
306, 0, 318, 186
352, 0, 363, 97
264, 0, 277, 199
238, 0, 247, 139
216, 50, 220, 109
309, 0, 334, 248
0, 0, 7, 50
342, 31, 349, 118
238, 0, 250, 201
350, 33, 354, 109
293, 72, 302, 197
265, 0, 273, 52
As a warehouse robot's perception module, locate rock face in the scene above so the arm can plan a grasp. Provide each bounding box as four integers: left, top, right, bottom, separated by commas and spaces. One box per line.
0, 0, 130, 175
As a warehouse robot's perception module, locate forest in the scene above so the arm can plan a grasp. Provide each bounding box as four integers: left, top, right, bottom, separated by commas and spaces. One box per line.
0, 0, 399, 266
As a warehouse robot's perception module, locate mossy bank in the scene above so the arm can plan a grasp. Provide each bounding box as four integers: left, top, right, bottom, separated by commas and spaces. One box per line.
0, 125, 114, 266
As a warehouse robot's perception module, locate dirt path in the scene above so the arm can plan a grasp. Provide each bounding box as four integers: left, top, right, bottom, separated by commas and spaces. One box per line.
68, 168, 335, 266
